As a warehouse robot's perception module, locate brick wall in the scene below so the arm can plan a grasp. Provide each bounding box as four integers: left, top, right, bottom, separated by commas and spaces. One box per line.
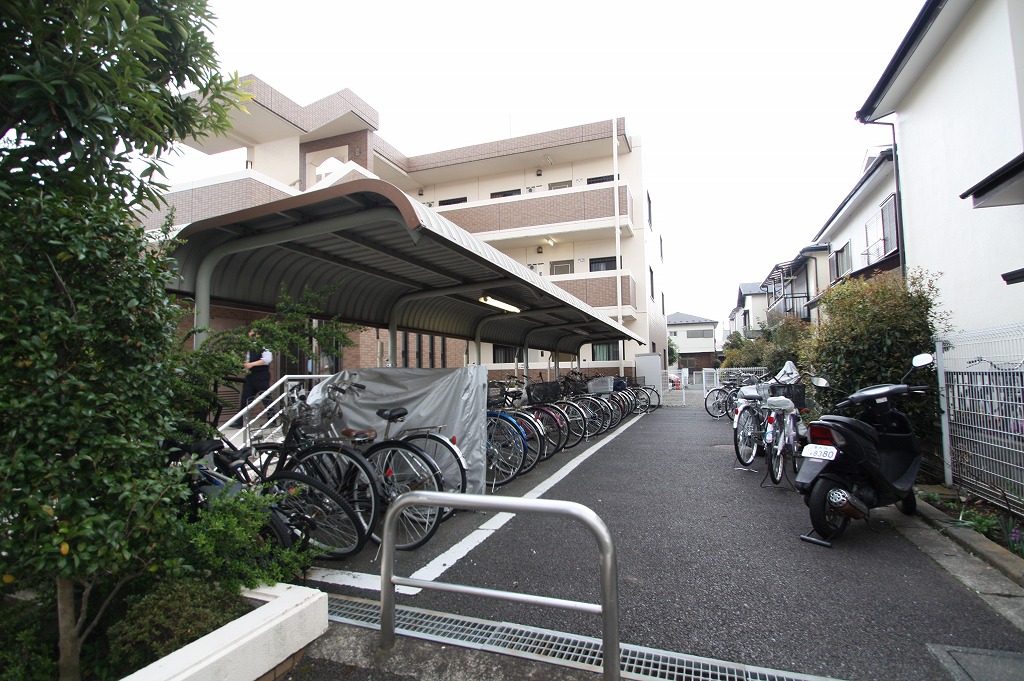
139, 178, 291, 230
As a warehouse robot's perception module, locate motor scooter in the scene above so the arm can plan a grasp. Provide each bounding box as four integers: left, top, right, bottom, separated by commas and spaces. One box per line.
795, 353, 935, 546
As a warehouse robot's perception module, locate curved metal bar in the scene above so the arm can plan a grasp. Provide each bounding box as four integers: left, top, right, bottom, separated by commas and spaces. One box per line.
379, 491, 620, 680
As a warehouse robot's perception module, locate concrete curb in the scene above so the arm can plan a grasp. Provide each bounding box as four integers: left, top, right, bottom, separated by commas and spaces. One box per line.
915, 497, 1024, 590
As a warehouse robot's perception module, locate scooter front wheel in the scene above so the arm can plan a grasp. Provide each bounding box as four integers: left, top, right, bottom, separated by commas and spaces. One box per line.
808, 478, 851, 541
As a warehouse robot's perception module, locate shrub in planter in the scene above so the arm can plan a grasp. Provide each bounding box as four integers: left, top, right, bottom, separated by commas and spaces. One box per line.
105, 578, 252, 675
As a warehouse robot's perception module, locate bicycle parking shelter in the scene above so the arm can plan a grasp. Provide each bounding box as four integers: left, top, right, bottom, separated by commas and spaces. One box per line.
168, 178, 644, 369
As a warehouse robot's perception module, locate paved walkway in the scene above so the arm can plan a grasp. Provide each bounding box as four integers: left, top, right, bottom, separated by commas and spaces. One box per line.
284, 398, 1024, 681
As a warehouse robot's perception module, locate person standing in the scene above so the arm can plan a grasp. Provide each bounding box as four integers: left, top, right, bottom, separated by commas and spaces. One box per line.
240, 328, 273, 424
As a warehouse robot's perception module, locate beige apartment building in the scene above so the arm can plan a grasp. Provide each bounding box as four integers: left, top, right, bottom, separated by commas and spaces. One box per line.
145, 76, 668, 378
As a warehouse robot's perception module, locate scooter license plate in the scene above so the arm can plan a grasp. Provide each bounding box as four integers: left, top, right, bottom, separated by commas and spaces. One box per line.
802, 444, 837, 460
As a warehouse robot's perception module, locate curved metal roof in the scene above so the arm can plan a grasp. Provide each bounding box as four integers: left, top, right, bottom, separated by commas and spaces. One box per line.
169, 178, 643, 356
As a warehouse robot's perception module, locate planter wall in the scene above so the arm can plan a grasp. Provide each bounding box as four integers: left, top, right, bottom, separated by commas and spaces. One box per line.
121, 583, 327, 681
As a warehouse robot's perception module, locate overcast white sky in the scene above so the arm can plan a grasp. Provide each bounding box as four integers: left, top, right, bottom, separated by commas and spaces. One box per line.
167, 0, 925, 333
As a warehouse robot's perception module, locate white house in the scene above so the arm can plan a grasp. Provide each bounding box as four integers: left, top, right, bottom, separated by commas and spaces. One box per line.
728, 282, 769, 338
667, 312, 718, 371
855, 0, 1024, 331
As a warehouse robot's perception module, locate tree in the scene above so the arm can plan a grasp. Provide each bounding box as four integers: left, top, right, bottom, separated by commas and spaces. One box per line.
0, 2, 242, 679
801, 268, 949, 425
722, 318, 810, 373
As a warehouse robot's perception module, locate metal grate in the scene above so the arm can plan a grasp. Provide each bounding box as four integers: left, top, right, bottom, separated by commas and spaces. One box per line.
327, 595, 842, 681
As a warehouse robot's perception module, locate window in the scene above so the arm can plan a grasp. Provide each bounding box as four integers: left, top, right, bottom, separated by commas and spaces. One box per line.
647, 192, 653, 229
592, 342, 620, 361
586, 174, 615, 185
548, 180, 572, 190
686, 329, 714, 338
493, 345, 522, 363
881, 194, 897, 256
829, 241, 852, 281
649, 266, 655, 300
490, 189, 521, 199
590, 256, 617, 272
550, 259, 573, 275
669, 330, 678, 337
438, 197, 467, 206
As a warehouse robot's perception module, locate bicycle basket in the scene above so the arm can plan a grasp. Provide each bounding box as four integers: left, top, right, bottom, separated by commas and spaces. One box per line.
281, 400, 311, 429
487, 381, 506, 408
769, 383, 806, 410
526, 381, 560, 404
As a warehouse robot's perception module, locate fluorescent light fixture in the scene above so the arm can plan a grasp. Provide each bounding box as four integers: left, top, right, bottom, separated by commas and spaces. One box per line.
479, 296, 521, 313
545, 237, 555, 246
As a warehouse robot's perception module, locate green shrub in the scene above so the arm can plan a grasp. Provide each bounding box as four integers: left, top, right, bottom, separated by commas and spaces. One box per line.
0, 597, 58, 681
105, 578, 251, 675
171, 486, 312, 592
801, 268, 948, 434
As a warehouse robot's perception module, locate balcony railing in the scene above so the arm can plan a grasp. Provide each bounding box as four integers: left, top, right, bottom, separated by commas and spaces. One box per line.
765, 293, 810, 323
436, 183, 634, 236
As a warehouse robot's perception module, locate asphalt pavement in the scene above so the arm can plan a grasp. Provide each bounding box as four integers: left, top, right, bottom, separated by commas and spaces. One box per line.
283, 394, 1024, 681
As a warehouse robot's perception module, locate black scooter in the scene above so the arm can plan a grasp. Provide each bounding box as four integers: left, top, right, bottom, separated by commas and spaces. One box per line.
795, 353, 935, 547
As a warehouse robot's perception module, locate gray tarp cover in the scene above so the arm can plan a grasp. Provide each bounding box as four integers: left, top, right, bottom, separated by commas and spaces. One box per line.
307, 366, 488, 493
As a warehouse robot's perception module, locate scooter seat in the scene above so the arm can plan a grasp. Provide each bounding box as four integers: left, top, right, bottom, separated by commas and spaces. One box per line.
820, 414, 880, 445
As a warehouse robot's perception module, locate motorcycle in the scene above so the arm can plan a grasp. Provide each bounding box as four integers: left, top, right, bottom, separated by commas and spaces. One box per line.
795, 353, 935, 546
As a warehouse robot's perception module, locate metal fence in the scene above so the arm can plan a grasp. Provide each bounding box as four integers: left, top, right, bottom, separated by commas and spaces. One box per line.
936, 323, 1024, 517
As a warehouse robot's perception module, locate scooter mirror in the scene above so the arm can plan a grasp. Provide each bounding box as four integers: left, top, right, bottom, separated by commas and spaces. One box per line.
912, 353, 934, 368
810, 376, 830, 388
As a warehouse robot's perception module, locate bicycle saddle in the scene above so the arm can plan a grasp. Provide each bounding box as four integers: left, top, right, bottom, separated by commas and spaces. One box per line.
376, 407, 408, 422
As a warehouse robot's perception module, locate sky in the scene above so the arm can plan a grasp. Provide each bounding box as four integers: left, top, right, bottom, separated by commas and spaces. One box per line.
165, 0, 925, 333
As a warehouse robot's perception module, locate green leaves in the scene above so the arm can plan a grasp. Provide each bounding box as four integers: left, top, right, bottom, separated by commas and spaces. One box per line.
801, 268, 943, 427
0, 1, 247, 676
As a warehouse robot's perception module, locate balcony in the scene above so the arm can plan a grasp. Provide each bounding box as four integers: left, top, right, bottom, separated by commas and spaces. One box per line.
765, 293, 811, 324
435, 183, 635, 247
549, 271, 637, 321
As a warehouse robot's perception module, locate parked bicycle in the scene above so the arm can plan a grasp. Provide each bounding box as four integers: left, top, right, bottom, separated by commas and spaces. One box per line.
164, 437, 367, 559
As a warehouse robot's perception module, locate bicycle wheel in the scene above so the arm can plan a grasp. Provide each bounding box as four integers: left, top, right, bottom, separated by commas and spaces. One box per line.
267, 471, 366, 559
767, 414, 785, 484
291, 447, 380, 536
401, 433, 468, 521
508, 409, 545, 475
642, 386, 662, 410
552, 400, 587, 449
705, 388, 730, 419
733, 406, 761, 466
575, 395, 611, 434
485, 413, 525, 488
631, 387, 651, 414
524, 404, 568, 457
571, 397, 604, 439
364, 440, 443, 551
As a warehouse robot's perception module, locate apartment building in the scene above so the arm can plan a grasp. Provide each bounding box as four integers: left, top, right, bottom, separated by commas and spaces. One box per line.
144, 76, 667, 376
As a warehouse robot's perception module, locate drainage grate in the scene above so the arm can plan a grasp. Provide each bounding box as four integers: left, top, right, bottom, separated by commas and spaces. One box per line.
327, 595, 843, 681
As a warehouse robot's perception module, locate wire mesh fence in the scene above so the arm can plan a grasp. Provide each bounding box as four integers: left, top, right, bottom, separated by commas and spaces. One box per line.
936, 323, 1024, 517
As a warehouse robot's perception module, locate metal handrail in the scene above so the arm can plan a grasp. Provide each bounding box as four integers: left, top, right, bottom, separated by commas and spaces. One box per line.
379, 491, 621, 680
219, 374, 333, 446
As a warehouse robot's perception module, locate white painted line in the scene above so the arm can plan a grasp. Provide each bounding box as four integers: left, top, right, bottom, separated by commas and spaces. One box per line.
304, 567, 419, 595
309, 414, 645, 593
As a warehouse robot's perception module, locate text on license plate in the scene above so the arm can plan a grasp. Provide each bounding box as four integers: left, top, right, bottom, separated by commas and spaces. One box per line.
802, 444, 837, 460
